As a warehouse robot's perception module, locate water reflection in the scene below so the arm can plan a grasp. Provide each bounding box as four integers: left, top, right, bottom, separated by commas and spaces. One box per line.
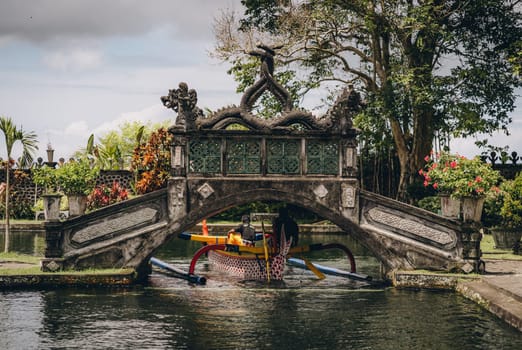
1, 233, 522, 349
2, 285, 520, 350
0, 229, 45, 256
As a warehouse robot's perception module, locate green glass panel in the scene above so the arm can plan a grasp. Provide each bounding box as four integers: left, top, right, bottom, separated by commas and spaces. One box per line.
227, 139, 261, 174
188, 139, 221, 173
267, 139, 300, 174
306, 140, 338, 175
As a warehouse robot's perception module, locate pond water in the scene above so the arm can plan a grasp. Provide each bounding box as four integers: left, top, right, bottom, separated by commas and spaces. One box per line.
1, 231, 522, 349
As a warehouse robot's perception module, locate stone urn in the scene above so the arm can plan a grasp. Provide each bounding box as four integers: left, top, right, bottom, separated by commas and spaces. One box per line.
67, 194, 87, 217
491, 227, 522, 250
461, 196, 485, 223
439, 194, 460, 219
42, 194, 62, 221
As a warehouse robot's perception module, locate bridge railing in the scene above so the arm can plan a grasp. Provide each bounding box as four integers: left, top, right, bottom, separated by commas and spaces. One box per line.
169, 130, 358, 178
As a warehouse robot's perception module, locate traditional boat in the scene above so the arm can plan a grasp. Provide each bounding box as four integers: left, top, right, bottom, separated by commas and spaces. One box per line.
179, 230, 291, 281
177, 228, 370, 283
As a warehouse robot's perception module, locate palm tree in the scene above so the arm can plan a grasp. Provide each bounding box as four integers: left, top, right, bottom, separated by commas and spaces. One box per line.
1, 116, 38, 253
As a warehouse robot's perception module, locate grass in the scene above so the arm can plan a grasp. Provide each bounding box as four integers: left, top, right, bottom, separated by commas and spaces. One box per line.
0, 219, 43, 225
0, 266, 134, 276
0, 252, 41, 264
481, 233, 522, 260
0, 252, 134, 276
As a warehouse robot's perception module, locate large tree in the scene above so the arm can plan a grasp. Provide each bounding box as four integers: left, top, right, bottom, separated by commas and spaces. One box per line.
0, 116, 38, 252
214, 0, 522, 200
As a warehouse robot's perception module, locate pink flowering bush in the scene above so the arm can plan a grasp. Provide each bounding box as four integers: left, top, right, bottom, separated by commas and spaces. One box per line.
419, 151, 500, 198
87, 181, 129, 211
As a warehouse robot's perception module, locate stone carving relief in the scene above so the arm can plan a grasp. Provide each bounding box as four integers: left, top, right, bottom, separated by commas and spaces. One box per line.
313, 184, 329, 199
341, 184, 356, 208
161, 82, 203, 130
366, 207, 455, 247
71, 207, 159, 245
197, 182, 215, 199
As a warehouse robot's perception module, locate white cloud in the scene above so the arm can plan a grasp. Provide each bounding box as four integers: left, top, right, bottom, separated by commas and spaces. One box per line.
64, 121, 90, 136
92, 104, 172, 137
43, 48, 103, 71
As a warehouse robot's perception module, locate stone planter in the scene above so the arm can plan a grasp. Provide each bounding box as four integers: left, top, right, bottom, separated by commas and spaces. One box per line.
42, 194, 62, 221
67, 194, 87, 217
490, 227, 522, 249
439, 194, 460, 219
461, 196, 485, 222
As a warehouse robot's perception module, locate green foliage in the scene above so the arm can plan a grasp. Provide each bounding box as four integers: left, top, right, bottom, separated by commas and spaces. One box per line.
0, 116, 38, 168
217, 0, 522, 200
500, 173, 522, 229
9, 200, 34, 220
33, 159, 99, 196
416, 196, 441, 215
75, 121, 169, 170
56, 158, 99, 196
32, 165, 59, 194
482, 187, 506, 228
420, 152, 501, 198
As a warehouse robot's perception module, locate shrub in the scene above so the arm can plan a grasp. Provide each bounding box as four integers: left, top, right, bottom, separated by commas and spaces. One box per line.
131, 128, 171, 194
56, 158, 99, 196
500, 173, 522, 229
87, 181, 129, 211
420, 151, 500, 198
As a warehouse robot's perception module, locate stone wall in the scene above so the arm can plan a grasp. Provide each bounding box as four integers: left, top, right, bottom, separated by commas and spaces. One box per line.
0, 169, 134, 205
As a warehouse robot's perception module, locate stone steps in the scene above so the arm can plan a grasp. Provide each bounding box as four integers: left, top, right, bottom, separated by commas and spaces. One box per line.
457, 278, 522, 332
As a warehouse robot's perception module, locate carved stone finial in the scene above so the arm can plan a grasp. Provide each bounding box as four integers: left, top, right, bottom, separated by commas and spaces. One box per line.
327, 84, 364, 134
240, 43, 293, 113
161, 82, 202, 130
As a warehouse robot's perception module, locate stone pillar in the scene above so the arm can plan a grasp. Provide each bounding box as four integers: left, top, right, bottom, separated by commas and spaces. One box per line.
41, 221, 64, 272
460, 223, 485, 273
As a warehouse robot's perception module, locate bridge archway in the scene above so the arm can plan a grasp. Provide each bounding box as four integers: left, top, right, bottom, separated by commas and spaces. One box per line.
166, 184, 394, 272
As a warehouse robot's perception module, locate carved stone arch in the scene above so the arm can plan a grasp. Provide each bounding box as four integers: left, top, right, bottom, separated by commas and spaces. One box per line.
198, 107, 269, 131
171, 185, 397, 272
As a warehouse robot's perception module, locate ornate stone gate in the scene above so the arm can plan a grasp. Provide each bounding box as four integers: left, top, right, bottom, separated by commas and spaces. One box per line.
41, 44, 482, 278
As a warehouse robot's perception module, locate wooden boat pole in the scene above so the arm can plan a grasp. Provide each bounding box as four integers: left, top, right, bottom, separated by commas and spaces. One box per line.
302, 257, 326, 279
261, 221, 271, 282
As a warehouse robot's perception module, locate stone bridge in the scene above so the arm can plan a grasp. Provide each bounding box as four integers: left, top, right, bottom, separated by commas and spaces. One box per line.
41, 44, 482, 279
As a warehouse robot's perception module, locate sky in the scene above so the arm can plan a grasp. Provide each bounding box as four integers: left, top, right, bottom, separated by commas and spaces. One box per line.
0, 0, 521, 163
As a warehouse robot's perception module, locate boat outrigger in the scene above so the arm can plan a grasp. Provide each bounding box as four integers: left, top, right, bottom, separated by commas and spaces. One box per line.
168, 224, 371, 284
